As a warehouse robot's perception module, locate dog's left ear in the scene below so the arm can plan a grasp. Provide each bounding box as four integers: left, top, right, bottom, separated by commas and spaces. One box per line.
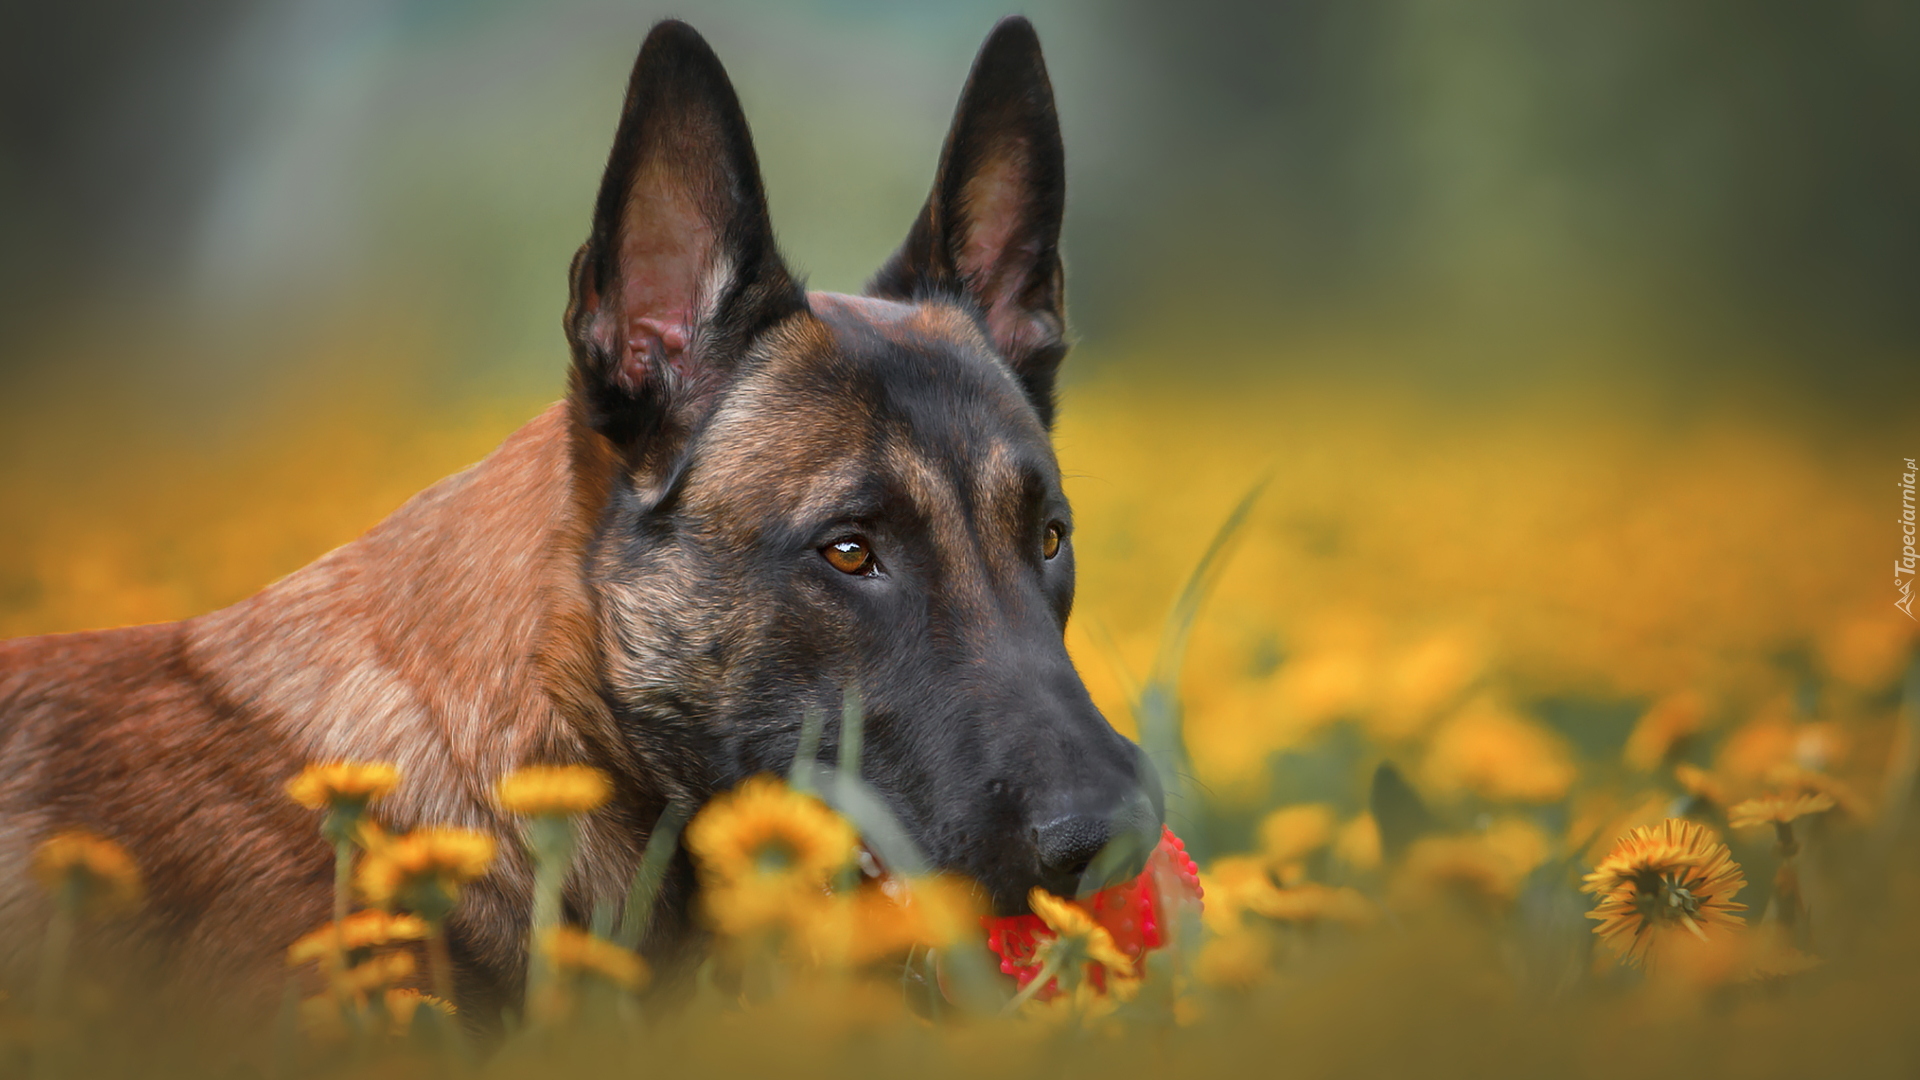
565, 20, 805, 481
868, 17, 1068, 426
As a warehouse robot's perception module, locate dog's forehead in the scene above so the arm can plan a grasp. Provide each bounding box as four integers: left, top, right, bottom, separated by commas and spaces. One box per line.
683, 293, 1056, 528
804, 292, 1005, 380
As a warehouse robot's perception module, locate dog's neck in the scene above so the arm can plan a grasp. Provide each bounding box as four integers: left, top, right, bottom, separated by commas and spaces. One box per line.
186, 402, 602, 832
187, 401, 659, 976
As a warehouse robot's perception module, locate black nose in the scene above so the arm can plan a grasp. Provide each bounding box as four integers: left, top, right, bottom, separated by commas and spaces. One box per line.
1030, 786, 1161, 896
1032, 813, 1111, 884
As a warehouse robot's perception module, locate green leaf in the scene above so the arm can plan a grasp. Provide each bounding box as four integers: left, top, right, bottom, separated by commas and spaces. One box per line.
1134, 475, 1267, 842
615, 799, 689, 951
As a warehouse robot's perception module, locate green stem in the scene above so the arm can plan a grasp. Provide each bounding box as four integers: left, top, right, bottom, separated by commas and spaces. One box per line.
331, 836, 354, 981
424, 922, 473, 1068
617, 801, 688, 951
838, 689, 864, 783
789, 708, 825, 793
1001, 950, 1068, 1016
333, 837, 353, 925
525, 815, 575, 1018
426, 924, 457, 1009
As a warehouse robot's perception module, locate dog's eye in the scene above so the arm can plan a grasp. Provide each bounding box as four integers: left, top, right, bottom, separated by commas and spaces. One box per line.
1043, 522, 1065, 560
823, 537, 876, 576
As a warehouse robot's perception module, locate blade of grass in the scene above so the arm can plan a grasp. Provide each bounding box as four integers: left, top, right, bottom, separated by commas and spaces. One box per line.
1086, 617, 1145, 714
615, 800, 689, 951
837, 688, 864, 784
1075, 828, 1155, 900
789, 705, 825, 794
813, 765, 926, 876
814, 685, 1006, 1012
1148, 476, 1270, 689
1134, 475, 1267, 834
810, 763, 1004, 1012
1369, 761, 1438, 861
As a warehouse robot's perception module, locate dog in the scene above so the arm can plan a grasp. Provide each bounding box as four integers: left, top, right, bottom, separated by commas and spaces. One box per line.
0, 16, 1160, 1020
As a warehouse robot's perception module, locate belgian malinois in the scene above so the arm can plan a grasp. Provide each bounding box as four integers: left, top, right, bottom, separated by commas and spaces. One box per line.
0, 16, 1160, 1019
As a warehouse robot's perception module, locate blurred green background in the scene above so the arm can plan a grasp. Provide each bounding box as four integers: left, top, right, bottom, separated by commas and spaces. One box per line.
3, 0, 1917, 420
2, 0, 1918, 646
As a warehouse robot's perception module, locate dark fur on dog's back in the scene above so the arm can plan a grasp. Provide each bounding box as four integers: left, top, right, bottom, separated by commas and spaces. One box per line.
0, 17, 1159, 1027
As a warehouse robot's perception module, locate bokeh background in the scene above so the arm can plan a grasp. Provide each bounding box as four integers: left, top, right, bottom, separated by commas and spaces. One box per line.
4, 0, 1918, 848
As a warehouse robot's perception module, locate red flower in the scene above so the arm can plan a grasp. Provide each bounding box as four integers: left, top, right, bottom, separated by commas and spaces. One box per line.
984, 826, 1203, 999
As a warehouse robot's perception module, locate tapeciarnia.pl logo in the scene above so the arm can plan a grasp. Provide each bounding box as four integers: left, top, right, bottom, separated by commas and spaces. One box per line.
1899, 457, 1917, 620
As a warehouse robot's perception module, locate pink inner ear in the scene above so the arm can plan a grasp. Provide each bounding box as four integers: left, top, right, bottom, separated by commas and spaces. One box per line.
958, 146, 1028, 291
957, 146, 1047, 358
615, 162, 710, 391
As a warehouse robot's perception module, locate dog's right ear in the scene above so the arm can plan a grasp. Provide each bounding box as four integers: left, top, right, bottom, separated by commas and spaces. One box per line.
565, 20, 804, 485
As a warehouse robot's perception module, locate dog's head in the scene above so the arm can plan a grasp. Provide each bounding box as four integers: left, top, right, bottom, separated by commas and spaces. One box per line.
558, 18, 1158, 914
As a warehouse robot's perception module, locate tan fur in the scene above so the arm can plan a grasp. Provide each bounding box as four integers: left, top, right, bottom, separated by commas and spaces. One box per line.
0, 12, 1083, 1031
0, 402, 643, 1015
885, 442, 997, 631
0, 289, 1044, 1021
971, 438, 1030, 579
689, 315, 865, 529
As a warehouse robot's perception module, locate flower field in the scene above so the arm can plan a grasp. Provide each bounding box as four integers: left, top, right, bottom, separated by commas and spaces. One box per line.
1, 356, 1916, 1078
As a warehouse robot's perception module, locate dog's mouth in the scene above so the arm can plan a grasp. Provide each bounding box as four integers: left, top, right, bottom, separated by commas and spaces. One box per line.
856, 841, 889, 884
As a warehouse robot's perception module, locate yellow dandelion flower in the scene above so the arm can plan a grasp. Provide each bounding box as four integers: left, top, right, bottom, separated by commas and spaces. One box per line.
1094, 962, 1143, 1005
1421, 698, 1577, 804
878, 875, 983, 951
1744, 936, 1823, 982
1714, 713, 1797, 786
540, 927, 649, 992
1672, 764, 1730, 807
1370, 630, 1483, 742
32, 830, 142, 916
355, 819, 394, 851
355, 827, 497, 920
1202, 854, 1274, 900
1815, 614, 1917, 691
1198, 855, 1277, 934
1393, 835, 1530, 911
1332, 813, 1383, 873
383, 988, 455, 1035
791, 891, 871, 968
495, 764, 613, 817
1763, 765, 1872, 822
1242, 882, 1379, 927
287, 910, 429, 967
1582, 818, 1747, 966
299, 994, 350, 1043
700, 877, 828, 938
685, 775, 857, 890
286, 762, 401, 810
1727, 792, 1835, 831
1022, 962, 1142, 1031
1194, 927, 1272, 991
1256, 803, 1336, 866
1572, 791, 1673, 867
1029, 889, 1134, 978
1481, 817, 1552, 878
333, 950, 417, 997
1018, 976, 1127, 1030
1623, 692, 1707, 772
799, 876, 985, 967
